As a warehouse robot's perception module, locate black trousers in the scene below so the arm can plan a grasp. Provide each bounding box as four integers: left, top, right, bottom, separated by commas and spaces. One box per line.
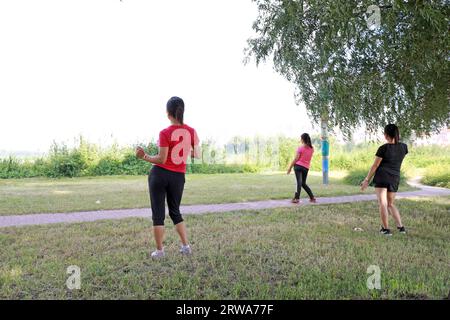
148, 165, 185, 226
294, 164, 315, 200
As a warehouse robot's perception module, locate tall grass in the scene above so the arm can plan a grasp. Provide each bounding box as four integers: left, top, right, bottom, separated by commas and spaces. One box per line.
422, 164, 450, 188
1, 136, 449, 187
0, 139, 154, 178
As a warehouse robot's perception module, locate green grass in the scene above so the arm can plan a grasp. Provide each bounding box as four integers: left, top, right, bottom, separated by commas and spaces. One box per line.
0, 172, 415, 216
0, 197, 449, 299
422, 164, 450, 188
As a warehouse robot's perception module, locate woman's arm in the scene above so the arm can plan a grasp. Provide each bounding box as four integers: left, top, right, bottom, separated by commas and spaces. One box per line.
361, 157, 382, 191
136, 146, 168, 165
287, 151, 301, 174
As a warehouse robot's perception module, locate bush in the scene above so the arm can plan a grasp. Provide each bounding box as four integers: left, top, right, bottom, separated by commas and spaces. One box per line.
0, 156, 36, 178
187, 163, 260, 174
422, 164, 450, 188
343, 167, 369, 186
1, 136, 449, 179
46, 151, 88, 178
32, 158, 51, 177
344, 167, 408, 187
405, 145, 450, 168
277, 136, 300, 170
120, 152, 151, 175
90, 156, 123, 176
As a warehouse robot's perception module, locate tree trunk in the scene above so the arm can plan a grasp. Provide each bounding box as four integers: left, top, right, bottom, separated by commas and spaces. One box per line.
321, 116, 329, 185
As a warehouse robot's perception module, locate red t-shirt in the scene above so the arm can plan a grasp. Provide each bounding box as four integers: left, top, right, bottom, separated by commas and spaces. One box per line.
155, 124, 199, 173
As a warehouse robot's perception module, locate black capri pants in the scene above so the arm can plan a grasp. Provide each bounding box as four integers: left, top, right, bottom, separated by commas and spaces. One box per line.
148, 165, 185, 226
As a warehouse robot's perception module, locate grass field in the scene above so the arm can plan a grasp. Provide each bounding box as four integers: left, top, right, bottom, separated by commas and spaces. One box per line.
0, 197, 448, 299
0, 172, 416, 216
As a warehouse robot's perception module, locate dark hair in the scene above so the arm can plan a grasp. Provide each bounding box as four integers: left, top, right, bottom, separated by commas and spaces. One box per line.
301, 133, 313, 148
166, 96, 184, 125
384, 124, 400, 144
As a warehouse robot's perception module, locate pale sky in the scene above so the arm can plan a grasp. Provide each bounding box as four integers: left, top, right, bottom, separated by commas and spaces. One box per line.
0, 0, 316, 154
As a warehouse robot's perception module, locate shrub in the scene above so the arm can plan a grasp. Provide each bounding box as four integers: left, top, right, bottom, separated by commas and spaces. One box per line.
120, 151, 151, 175
422, 164, 450, 188
46, 150, 88, 178
277, 136, 299, 170
32, 158, 51, 177
1, 156, 51, 178
344, 167, 408, 187
0, 156, 34, 178
1, 136, 449, 179
405, 145, 450, 168
90, 156, 123, 176
187, 164, 260, 174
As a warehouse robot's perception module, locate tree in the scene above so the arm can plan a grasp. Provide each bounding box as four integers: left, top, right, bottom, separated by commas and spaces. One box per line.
246, 0, 449, 137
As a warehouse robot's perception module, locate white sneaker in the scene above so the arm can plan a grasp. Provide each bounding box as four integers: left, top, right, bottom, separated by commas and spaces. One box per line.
180, 244, 192, 255
151, 249, 165, 258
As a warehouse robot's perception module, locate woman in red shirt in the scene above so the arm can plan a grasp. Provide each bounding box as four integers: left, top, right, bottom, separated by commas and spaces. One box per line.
287, 133, 317, 204
136, 97, 200, 258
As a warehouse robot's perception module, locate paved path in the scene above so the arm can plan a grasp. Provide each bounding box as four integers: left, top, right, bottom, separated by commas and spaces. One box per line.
0, 179, 449, 228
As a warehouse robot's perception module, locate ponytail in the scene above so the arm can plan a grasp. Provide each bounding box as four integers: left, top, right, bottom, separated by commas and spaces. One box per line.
384, 124, 400, 144
301, 133, 313, 148
175, 106, 184, 125
167, 96, 185, 125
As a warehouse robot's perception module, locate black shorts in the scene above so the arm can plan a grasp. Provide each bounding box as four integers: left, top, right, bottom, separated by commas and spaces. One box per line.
373, 169, 400, 193
148, 165, 185, 226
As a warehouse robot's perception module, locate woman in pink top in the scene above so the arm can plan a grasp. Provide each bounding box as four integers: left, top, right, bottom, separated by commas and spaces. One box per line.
287, 133, 317, 204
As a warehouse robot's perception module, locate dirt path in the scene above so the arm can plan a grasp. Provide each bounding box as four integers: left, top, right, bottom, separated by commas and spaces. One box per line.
1, 180, 449, 228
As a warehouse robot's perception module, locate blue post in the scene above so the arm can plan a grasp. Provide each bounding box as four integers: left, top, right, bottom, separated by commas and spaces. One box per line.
321, 117, 329, 185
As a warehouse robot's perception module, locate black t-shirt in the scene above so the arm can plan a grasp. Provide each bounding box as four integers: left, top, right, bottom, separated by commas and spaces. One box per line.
375, 143, 408, 176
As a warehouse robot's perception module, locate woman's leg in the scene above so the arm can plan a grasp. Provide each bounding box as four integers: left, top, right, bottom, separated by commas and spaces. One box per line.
375, 188, 389, 228
167, 172, 189, 246
148, 168, 167, 251
387, 192, 403, 227
175, 222, 188, 246
301, 167, 315, 199
153, 226, 165, 250
294, 166, 303, 199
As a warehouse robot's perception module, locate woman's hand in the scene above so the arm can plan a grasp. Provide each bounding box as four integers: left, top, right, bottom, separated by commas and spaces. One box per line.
136, 147, 146, 160
288, 152, 300, 175
360, 178, 369, 191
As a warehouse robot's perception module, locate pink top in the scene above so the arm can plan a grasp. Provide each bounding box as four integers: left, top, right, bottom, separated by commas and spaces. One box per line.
295, 145, 314, 169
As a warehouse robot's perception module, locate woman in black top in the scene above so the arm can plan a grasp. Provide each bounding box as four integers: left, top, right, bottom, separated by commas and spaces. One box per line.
361, 124, 408, 236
